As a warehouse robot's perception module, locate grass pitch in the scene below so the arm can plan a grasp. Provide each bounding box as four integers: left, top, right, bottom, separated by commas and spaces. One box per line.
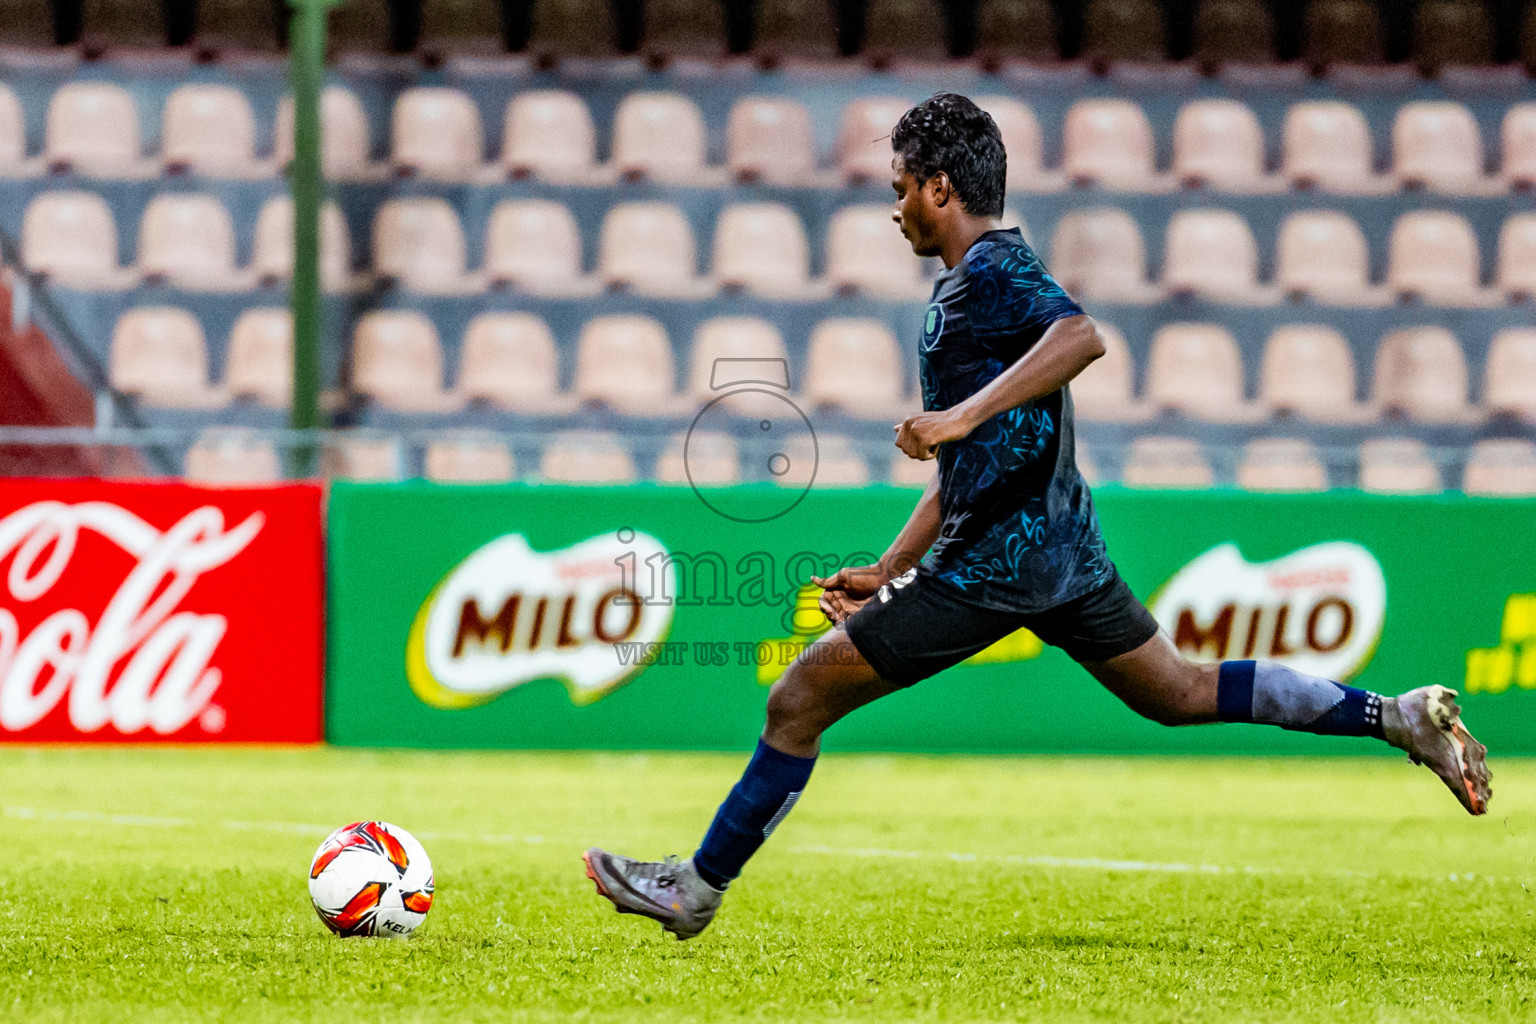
2, 748, 1533, 1023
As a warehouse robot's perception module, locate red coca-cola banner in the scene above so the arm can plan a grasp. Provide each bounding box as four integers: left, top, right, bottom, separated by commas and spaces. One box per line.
0, 480, 324, 743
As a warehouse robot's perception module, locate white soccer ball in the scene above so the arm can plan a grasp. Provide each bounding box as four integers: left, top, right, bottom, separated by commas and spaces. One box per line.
308, 820, 435, 939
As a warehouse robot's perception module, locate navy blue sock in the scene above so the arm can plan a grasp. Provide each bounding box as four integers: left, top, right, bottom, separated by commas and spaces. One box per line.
693, 738, 817, 891
1217, 660, 1385, 740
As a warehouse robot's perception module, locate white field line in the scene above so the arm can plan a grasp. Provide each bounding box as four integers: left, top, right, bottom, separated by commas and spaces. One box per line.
2, 805, 1509, 886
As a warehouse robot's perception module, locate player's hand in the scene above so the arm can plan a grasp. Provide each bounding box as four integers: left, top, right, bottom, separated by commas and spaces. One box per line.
894, 407, 974, 460
812, 564, 886, 625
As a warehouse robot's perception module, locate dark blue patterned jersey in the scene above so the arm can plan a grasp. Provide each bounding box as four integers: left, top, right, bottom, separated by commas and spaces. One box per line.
917, 227, 1111, 613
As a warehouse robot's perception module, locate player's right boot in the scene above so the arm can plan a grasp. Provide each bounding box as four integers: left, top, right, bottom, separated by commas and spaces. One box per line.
1382, 685, 1491, 815
582, 849, 723, 940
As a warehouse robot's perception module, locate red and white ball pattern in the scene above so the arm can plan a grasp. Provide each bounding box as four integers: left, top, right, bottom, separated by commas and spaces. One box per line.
308, 821, 434, 939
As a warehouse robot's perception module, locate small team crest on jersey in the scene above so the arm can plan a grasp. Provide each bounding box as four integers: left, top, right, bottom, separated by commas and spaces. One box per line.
921, 303, 945, 352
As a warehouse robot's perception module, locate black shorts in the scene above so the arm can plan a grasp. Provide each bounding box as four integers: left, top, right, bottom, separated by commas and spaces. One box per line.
844, 567, 1160, 687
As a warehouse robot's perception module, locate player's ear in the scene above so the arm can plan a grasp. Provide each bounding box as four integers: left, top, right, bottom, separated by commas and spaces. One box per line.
929, 171, 953, 208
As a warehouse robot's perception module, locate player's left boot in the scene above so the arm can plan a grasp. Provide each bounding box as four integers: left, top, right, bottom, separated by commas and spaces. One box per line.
1382, 685, 1491, 815
582, 849, 723, 940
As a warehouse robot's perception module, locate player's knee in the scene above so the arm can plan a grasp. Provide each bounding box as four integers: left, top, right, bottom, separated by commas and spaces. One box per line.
764, 669, 823, 742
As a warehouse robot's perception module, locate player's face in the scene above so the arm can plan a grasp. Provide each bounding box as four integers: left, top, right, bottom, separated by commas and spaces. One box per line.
891, 156, 943, 258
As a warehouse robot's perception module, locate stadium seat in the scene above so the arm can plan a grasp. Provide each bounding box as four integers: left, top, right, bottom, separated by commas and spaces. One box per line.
713, 203, 811, 297
656, 431, 740, 485
1081, 0, 1166, 64
1386, 211, 1484, 305
1071, 322, 1141, 421
81, 0, 166, 51
251, 197, 352, 292
540, 432, 637, 483
193, 0, 283, 57
1162, 210, 1261, 301
1062, 99, 1156, 190
0, 85, 24, 170
1281, 101, 1376, 193
351, 310, 451, 411
458, 313, 566, 413
328, 0, 395, 54
611, 92, 708, 184
805, 318, 906, 417
418, 0, 506, 61
1498, 215, 1536, 300
1358, 438, 1441, 494
642, 0, 728, 64
1122, 436, 1214, 488
1237, 439, 1328, 492
527, 0, 618, 61
45, 83, 142, 177
1411, 0, 1493, 75
425, 435, 516, 484
21, 192, 121, 288
138, 196, 242, 291
275, 87, 374, 179
972, 0, 1059, 67
162, 86, 259, 178
110, 308, 219, 408
776, 433, 870, 487
726, 96, 816, 185
573, 315, 679, 415
1483, 329, 1536, 421
1525, 4, 1536, 77
598, 202, 699, 297
372, 198, 469, 294
1172, 100, 1267, 191
224, 309, 292, 408
1503, 104, 1536, 188
502, 90, 598, 182
1192, 0, 1275, 67
1302, 0, 1384, 68
1258, 325, 1360, 422
1463, 439, 1536, 496
890, 452, 936, 487
1393, 102, 1485, 193
976, 96, 1046, 191
1146, 323, 1248, 421
838, 97, 911, 184
687, 316, 791, 417
753, 0, 840, 65
184, 431, 284, 485
321, 434, 405, 481
392, 89, 484, 180
1048, 208, 1151, 301
483, 199, 586, 294
862, 0, 949, 66
826, 205, 923, 298
0, 0, 56, 48
1373, 326, 1471, 423
1274, 211, 1373, 304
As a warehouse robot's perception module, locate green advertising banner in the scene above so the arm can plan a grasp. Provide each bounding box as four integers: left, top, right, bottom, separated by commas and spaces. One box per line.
327, 484, 1536, 754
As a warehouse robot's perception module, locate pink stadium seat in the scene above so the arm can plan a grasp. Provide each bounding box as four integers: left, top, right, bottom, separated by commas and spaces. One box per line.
1503, 104, 1536, 188
425, 435, 516, 484
1162, 209, 1260, 300
372, 198, 468, 293
45, 82, 141, 176
1123, 436, 1214, 489
826, 205, 923, 298
483, 199, 585, 294
1497, 214, 1536, 300
838, 97, 911, 184
1281, 101, 1374, 192
656, 431, 740, 486
1071, 322, 1139, 421
1386, 211, 1483, 304
275, 87, 373, 178
138, 196, 241, 291
1394, 101, 1484, 192
1463, 439, 1536, 496
805, 318, 906, 417
611, 92, 708, 184
501, 90, 597, 182
224, 308, 292, 408
713, 203, 811, 297
458, 313, 565, 413
1048, 208, 1149, 300
1483, 329, 1536, 421
1358, 438, 1440, 494
1237, 438, 1327, 492
1172, 99, 1266, 190
1274, 211, 1372, 303
184, 431, 283, 485
321, 434, 404, 482
0, 85, 24, 170
775, 433, 869, 488
22, 192, 121, 288
1372, 326, 1470, 422
391, 88, 483, 180
975, 96, 1045, 190
1146, 323, 1247, 420
351, 310, 451, 411
598, 202, 698, 297
727, 96, 816, 185
252, 197, 352, 292
110, 308, 219, 407
540, 431, 637, 484
162, 86, 258, 177
687, 317, 791, 417
1062, 99, 1156, 190
573, 315, 678, 414
1258, 325, 1359, 421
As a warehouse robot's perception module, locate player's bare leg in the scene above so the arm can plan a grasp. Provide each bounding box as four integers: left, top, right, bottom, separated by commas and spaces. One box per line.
1081, 631, 1491, 814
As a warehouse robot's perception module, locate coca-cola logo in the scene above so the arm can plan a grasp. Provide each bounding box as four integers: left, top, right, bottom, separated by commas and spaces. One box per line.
0, 501, 264, 735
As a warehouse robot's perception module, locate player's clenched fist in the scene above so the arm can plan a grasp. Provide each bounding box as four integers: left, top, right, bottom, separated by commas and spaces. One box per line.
894, 407, 974, 460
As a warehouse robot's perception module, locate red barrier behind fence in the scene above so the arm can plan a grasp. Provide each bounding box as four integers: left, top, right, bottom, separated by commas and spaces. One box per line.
0, 480, 324, 743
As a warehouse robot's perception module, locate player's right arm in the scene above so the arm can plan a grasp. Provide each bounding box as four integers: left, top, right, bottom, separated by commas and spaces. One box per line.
813, 472, 942, 624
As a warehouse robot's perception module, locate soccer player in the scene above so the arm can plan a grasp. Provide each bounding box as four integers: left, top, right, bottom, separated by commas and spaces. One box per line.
583, 94, 1492, 940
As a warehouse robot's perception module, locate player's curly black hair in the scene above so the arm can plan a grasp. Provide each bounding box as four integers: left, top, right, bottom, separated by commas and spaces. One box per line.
889, 93, 1006, 218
